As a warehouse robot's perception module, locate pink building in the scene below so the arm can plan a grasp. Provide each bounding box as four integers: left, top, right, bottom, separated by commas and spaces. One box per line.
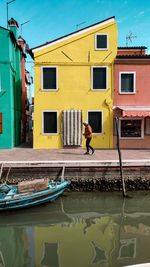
113, 47, 150, 148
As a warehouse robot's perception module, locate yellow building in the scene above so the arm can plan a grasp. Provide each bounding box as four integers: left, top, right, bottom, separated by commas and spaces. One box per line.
32, 16, 118, 149
34, 216, 115, 267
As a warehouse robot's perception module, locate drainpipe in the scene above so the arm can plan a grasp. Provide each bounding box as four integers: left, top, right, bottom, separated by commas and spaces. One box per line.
105, 95, 112, 148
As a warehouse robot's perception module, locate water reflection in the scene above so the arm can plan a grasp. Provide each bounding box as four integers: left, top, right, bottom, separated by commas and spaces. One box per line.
0, 192, 150, 267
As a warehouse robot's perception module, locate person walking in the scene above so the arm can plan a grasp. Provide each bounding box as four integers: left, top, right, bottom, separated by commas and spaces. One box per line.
83, 122, 95, 155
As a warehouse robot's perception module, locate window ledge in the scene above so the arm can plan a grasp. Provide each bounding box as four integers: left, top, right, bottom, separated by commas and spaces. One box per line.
95, 48, 108, 51
41, 89, 59, 92
42, 133, 59, 136
91, 88, 108, 91
119, 92, 136, 95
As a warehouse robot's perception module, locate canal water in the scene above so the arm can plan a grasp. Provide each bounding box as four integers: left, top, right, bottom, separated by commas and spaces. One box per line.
0, 192, 150, 267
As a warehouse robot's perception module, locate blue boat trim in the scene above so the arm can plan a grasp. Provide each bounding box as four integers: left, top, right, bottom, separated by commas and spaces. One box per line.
0, 180, 71, 211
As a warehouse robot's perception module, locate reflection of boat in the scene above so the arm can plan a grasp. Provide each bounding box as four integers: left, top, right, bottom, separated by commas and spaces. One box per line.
0, 200, 72, 226
0, 180, 71, 211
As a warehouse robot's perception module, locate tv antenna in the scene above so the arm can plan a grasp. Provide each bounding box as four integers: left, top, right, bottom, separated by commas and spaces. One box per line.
21, 20, 30, 36
7, 0, 16, 29
76, 21, 86, 29
126, 32, 137, 46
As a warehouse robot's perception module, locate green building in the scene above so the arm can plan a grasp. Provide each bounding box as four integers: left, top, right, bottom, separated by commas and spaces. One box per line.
0, 18, 22, 148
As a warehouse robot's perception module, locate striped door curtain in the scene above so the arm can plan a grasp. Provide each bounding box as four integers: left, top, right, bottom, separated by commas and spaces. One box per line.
62, 110, 82, 146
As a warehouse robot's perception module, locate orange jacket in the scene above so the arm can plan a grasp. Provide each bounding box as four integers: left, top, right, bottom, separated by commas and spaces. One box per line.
84, 125, 92, 138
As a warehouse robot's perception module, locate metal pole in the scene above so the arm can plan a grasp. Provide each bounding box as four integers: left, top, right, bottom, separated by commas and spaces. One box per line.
7, 3, 8, 29
115, 117, 127, 197
21, 20, 30, 36
61, 166, 65, 182
0, 163, 3, 180
6, 0, 16, 29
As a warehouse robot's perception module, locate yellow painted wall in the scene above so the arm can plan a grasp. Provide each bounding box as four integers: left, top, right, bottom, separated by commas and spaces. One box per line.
33, 20, 117, 148
34, 216, 115, 267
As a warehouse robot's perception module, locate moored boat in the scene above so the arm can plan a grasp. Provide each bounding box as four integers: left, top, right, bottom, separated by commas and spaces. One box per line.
0, 179, 71, 211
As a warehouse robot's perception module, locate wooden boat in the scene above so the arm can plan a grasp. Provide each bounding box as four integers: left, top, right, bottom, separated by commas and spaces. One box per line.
0, 179, 71, 211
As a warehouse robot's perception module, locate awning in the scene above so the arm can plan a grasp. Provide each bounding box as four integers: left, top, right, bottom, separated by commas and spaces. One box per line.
114, 106, 150, 117
122, 110, 150, 117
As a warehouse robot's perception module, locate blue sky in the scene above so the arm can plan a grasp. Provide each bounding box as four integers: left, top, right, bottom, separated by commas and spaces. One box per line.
1, 0, 150, 96
1, 0, 150, 50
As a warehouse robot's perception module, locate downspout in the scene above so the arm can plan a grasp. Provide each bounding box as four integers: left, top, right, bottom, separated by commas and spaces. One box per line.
104, 62, 114, 148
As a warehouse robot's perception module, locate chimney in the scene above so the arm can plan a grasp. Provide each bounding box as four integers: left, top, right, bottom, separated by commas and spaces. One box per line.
18, 36, 26, 53
8, 18, 19, 38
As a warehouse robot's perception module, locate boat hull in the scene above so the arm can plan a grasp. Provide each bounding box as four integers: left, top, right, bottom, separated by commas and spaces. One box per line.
0, 181, 70, 211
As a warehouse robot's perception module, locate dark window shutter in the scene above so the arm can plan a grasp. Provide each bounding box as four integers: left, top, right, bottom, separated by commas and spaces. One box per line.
96, 35, 107, 49
93, 67, 106, 89
88, 111, 102, 133
43, 68, 56, 90
121, 74, 134, 93
43, 112, 57, 133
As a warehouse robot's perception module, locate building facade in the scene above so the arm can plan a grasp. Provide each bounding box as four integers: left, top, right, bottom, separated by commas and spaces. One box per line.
0, 18, 22, 148
113, 47, 150, 148
32, 17, 117, 149
18, 36, 27, 143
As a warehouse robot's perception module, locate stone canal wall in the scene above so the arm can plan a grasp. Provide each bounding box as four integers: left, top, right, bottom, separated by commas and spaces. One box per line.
1, 166, 150, 191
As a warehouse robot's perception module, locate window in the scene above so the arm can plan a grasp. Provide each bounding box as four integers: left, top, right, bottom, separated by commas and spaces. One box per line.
91, 66, 108, 90
42, 111, 58, 134
87, 111, 103, 134
119, 118, 144, 139
119, 72, 136, 94
95, 34, 108, 50
41, 242, 59, 267
41, 66, 58, 91
118, 239, 136, 259
0, 113, 2, 133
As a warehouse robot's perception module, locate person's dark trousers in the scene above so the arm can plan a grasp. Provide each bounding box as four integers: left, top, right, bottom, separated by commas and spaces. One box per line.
86, 138, 93, 153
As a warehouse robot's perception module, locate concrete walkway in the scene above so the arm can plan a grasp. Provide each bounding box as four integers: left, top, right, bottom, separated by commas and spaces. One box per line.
0, 145, 150, 167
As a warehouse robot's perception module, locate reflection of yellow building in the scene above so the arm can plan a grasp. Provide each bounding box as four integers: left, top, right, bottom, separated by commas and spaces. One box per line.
32, 17, 117, 149
34, 216, 115, 267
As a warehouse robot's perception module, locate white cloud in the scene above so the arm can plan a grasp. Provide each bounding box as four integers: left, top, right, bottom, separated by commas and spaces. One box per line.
116, 19, 122, 23
147, 50, 150, 55
139, 11, 144, 15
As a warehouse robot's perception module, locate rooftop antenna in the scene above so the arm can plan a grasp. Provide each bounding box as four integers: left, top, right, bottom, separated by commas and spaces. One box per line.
76, 21, 86, 30
126, 32, 137, 46
21, 20, 30, 36
7, 0, 16, 29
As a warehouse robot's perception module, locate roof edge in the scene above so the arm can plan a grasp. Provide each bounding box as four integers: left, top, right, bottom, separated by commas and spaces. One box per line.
116, 55, 150, 59
118, 46, 147, 49
31, 16, 115, 53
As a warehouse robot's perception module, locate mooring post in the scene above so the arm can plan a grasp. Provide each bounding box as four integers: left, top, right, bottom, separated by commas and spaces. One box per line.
0, 163, 3, 180
5, 167, 11, 184
61, 165, 65, 182
115, 118, 127, 198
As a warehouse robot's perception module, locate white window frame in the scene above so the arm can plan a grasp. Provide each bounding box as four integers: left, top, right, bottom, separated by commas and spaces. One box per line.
119, 117, 144, 139
95, 33, 108, 50
41, 66, 58, 91
42, 110, 58, 135
119, 71, 136, 94
118, 238, 136, 259
87, 110, 103, 135
91, 66, 108, 91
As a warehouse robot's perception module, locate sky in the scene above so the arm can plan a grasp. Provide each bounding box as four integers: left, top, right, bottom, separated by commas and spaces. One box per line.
0, 0, 150, 94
